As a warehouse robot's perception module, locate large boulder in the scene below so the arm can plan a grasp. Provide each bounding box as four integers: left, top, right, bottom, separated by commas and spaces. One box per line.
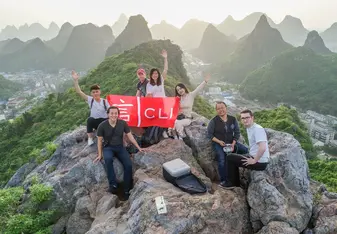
184, 113, 219, 181
248, 129, 313, 232
310, 185, 337, 234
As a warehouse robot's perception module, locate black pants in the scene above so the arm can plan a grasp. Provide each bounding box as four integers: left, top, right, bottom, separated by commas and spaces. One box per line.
227, 153, 268, 186
87, 117, 106, 133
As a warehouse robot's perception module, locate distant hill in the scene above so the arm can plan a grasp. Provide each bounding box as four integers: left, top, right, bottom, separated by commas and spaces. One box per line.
150, 20, 180, 43
0, 22, 59, 41
0, 75, 22, 99
56, 24, 114, 70
46, 22, 73, 53
106, 15, 152, 57
177, 19, 209, 50
112, 14, 128, 37
0, 38, 25, 55
0, 38, 56, 72
217, 12, 276, 39
304, 30, 332, 55
191, 24, 236, 63
240, 47, 337, 116
321, 23, 337, 52
216, 15, 292, 84
276, 15, 308, 46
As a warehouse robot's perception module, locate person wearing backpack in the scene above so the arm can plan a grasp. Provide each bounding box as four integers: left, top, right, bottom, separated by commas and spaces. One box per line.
72, 70, 110, 146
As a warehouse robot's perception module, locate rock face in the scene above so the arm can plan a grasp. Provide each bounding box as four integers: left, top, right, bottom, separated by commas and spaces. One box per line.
304, 30, 332, 55
309, 185, 337, 234
248, 129, 313, 232
6, 118, 318, 233
88, 139, 251, 233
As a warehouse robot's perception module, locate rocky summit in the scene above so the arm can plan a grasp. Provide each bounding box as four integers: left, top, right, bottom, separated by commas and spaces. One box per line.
5, 113, 337, 233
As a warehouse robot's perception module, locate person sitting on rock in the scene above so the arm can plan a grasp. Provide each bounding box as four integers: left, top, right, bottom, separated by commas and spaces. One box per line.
227, 109, 270, 187
136, 68, 148, 97
169, 74, 210, 140
94, 106, 144, 200
207, 101, 248, 189
72, 70, 110, 146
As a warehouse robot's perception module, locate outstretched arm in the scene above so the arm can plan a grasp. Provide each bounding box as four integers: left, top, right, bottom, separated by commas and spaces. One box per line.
190, 74, 210, 97
161, 49, 168, 80
72, 70, 88, 101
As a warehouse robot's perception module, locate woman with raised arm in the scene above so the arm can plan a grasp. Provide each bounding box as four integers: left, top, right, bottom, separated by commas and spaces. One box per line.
170, 74, 210, 140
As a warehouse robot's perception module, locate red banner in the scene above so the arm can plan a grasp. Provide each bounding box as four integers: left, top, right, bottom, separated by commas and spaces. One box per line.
106, 95, 180, 128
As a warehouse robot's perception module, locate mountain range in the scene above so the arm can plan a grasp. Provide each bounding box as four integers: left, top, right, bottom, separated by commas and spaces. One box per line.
214, 15, 293, 84
0, 22, 59, 41
106, 15, 152, 57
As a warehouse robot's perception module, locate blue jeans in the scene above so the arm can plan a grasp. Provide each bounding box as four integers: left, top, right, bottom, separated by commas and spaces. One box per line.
103, 145, 133, 193
213, 142, 248, 182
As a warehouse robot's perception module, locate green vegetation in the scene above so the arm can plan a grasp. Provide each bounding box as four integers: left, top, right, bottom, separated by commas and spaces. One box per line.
308, 160, 337, 192
0, 40, 214, 186
0, 75, 22, 99
240, 47, 337, 116
0, 184, 55, 233
253, 105, 313, 152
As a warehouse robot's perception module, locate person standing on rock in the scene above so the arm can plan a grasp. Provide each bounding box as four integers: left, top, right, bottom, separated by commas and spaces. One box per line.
207, 101, 248, 189
72, 70, 110, 146
94, 106, 144, 200
169, 74, 210, 140
136, 68, 148, 97
227, 109, 270, 187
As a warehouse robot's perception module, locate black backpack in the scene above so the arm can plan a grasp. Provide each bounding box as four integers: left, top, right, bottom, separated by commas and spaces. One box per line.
89, 98, 107, 116
141, 126, 164, 147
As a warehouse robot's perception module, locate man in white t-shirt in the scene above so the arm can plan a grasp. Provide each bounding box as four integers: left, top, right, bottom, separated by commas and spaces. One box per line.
225, 109, 270, 187
72, 71, 110, 146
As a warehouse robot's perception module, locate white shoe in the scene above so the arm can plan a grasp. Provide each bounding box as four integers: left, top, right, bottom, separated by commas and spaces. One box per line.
162, 131, 169, 139
174, 136, 178, 140
88, 138, 94, 146
178, 136, 184, 140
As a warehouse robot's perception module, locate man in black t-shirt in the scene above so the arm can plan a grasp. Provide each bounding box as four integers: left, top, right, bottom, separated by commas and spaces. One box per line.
135, 68, 148, 97
95, 106, 143, 200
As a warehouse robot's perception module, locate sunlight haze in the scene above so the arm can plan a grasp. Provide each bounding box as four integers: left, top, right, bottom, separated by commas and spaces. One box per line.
0, 0, 336, 31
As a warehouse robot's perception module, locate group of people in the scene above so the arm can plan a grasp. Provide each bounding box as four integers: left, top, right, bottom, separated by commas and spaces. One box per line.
72, 49, 270, 200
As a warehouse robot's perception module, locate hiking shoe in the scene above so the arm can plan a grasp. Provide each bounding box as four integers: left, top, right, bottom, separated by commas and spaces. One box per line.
107, 186, 118, 194
88, 138, 94, 146
219, 181, 235, 189
162, 131, 169, 139
121, 192, 130, 201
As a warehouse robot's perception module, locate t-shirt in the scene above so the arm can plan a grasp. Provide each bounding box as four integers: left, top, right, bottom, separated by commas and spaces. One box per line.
87, 96, 110, 119
146, 76, 166, 97
137, 79, 149, 97
179, 81, 207, 117
247, 123, 270, 163
97, 119, 130, 146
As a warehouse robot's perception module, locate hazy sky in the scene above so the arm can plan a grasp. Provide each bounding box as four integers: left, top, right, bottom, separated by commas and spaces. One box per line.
0, 0, 336, 31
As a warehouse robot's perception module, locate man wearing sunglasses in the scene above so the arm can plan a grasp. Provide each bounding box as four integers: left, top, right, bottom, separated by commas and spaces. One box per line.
207, 101, 248, 189
227, 109, 270, 187
72, 70, 110, 146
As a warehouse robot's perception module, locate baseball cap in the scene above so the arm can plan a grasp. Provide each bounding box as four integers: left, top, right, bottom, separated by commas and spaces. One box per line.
137, 68, 146, 75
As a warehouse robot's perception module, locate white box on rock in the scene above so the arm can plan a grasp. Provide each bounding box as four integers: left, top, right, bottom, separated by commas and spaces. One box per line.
162, 158, 191, 178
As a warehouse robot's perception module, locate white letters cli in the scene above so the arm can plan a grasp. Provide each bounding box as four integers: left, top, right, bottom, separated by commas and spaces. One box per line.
144, 108, 173, 119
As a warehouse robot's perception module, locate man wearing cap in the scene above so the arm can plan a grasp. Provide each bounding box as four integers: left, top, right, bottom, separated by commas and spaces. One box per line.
136, 68, 148, 97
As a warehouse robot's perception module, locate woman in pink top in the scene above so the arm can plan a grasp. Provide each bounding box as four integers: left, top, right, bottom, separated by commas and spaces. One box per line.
169, 74, 210, 139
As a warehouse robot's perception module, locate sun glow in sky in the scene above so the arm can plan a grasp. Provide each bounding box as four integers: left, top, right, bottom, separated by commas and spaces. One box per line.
0, 0, 336, 31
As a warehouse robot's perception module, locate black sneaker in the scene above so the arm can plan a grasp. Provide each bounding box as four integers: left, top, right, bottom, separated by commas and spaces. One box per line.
107, 186, 118, 194
120, 192, 130, 201
219, 181, 235, 190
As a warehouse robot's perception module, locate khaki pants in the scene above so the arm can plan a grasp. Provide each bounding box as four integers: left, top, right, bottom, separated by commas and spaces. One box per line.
173, 119, 192, 137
